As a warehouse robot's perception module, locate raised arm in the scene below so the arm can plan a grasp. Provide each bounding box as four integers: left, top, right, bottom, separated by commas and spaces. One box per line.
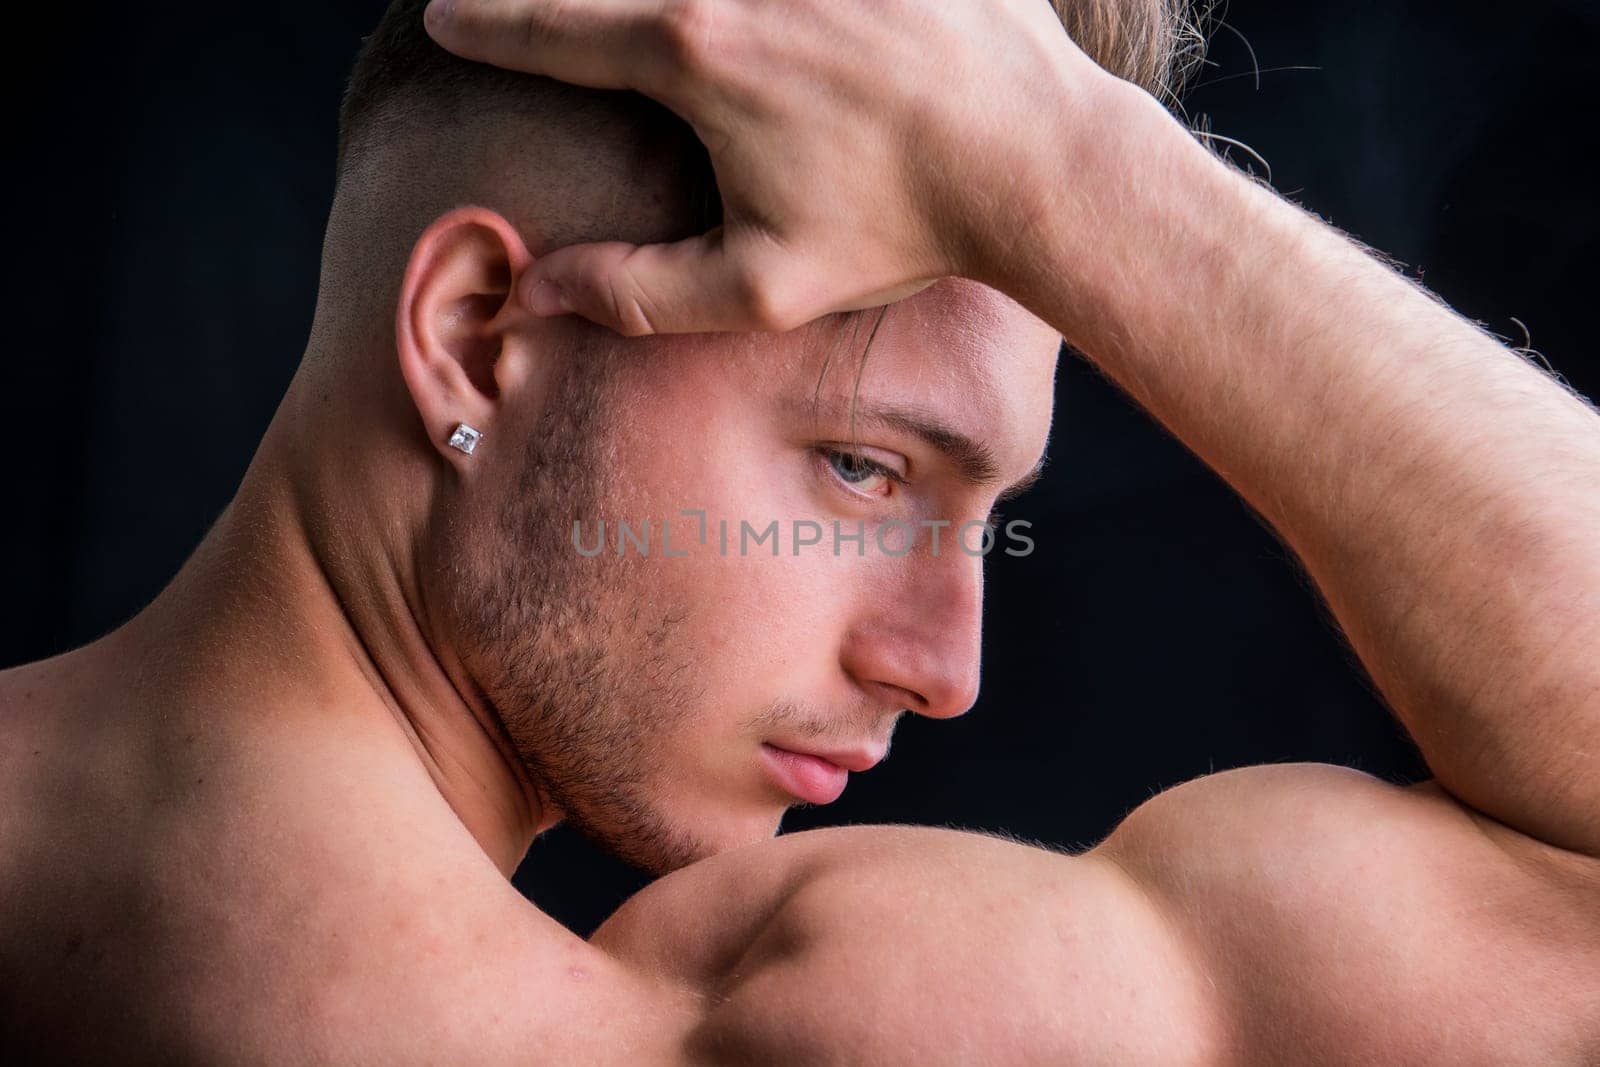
1008, 82, 1600, 857
423, 0, 1600, 858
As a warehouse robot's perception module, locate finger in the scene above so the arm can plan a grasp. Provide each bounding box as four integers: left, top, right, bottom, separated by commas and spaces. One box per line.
423, 0, 668, 91
521, 230, 817, 336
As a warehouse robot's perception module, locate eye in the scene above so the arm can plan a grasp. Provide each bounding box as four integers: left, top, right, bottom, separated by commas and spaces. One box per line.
817, 447, 904, 498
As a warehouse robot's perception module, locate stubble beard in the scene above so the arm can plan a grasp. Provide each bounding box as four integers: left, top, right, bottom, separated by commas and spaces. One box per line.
441, 356, 715, 876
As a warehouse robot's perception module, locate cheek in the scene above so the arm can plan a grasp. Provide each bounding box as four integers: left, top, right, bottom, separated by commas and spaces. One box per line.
657, 546, 867, 718
591, 376, 873, 701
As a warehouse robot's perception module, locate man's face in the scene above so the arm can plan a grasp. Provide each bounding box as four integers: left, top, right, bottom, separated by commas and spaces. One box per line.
434, 278, 1059, 873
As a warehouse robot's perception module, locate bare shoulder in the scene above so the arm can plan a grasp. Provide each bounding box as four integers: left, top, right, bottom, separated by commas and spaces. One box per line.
597, 823, 1225, 1063
247, 878, 702, 1065
0, 657, 698, 1064
597, 764, 1600, 1064
2, 799, 699, 1061
1103, 763, 1600, 1062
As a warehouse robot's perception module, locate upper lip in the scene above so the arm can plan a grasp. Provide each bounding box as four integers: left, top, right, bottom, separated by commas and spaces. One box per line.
767, 741, 886, 773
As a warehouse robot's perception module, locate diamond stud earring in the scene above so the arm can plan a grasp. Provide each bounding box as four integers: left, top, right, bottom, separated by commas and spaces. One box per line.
447, 423, 483, 455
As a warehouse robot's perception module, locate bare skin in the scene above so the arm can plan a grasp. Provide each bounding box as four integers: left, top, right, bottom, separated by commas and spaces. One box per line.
4, 1, 1598, 1063
1, 259, 1059, 1058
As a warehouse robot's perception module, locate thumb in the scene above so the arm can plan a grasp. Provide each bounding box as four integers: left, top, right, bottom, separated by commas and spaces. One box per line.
519, 230, 810, 337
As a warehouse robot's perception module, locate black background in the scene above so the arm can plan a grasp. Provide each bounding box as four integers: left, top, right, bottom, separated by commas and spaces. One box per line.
7, 2, 1597, 936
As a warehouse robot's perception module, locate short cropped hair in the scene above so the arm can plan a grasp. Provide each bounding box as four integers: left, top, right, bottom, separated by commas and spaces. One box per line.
314, 0, 1199, 351
335, 0, 1198, 210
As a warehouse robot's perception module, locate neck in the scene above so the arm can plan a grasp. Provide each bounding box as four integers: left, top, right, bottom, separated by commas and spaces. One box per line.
129, 399, 553, 877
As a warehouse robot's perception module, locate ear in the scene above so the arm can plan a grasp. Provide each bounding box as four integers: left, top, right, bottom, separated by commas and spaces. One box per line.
395, 206, 536, 464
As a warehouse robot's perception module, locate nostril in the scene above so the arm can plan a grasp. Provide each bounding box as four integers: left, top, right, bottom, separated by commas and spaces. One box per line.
860, 679, 927, 716
885, 682, 929, 715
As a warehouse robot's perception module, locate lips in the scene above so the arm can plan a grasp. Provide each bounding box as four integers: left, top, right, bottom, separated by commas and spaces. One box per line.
759, 741, 884, 805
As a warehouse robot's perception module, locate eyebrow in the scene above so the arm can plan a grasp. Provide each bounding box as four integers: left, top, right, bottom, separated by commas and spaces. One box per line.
787, 397, 1048, 502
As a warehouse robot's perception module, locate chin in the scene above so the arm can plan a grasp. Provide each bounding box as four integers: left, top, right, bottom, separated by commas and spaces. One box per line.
584, 793, 786, 876
660, 802, 789, 872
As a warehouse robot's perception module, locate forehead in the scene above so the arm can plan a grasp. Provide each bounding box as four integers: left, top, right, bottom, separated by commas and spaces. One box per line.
837, 278, 1059, 416
617, 278, 1060, 483
778, 279, 1060, 474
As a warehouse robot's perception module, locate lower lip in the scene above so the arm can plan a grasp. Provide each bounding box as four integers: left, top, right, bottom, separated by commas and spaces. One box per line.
760, 743, 849, 805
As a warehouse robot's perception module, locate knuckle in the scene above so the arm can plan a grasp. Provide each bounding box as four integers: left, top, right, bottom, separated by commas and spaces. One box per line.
561, 248, 660, 337
656, 0, 721, 76
737, 271, 801, 332
604, 267, 660, 338
518, 9, 560, 55
518, 0, 583, 57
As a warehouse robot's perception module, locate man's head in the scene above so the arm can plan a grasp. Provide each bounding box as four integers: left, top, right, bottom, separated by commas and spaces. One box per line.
294, 0, 1192, 874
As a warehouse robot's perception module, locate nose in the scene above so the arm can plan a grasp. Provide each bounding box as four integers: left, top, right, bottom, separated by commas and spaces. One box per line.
839, 546, 985, 721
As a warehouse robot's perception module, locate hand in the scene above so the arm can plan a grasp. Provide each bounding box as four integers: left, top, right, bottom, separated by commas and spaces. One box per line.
423, 0, 1105, 335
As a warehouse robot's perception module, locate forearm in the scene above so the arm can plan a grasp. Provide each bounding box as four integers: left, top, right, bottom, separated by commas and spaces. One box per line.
1012, 75, 1600, 855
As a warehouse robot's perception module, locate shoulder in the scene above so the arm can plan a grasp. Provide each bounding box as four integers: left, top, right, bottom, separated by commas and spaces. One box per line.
601, 824, 1225, 1064
601, 765, 1600, 1064
1104, 762, 1600, 1063
155, 858, 706, 1064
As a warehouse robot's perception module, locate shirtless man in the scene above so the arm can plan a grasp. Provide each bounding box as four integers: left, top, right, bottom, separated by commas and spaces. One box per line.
3, 0, 1596, 1060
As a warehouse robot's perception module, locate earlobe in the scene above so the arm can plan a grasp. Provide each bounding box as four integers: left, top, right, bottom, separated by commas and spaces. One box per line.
395, 206, 535, 461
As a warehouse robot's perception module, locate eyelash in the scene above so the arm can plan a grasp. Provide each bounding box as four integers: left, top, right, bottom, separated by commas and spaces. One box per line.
816, 447, 1010, 532
816, 447, 907, 498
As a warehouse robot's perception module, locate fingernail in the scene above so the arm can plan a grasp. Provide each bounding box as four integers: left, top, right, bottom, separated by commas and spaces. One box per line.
424, 0, 456, 30
525, 279, 570, 317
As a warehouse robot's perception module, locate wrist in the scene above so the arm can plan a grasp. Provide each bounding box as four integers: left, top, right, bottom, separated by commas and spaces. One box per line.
985, 68, 1255, 354
941, 32, 1125, 295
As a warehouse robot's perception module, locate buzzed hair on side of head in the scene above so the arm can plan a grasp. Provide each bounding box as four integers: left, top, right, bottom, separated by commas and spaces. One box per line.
311, 0, 1199, 356
339, 0, 1199, 163
332, 0, 1198, 217
333, 0, 720, 244
310, 0, 721, 359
